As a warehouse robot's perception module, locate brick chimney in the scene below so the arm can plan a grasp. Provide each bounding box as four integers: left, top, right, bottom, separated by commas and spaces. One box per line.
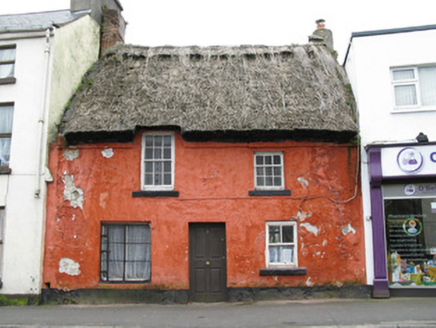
308, 19, 334, 52
70, 0, 126, 57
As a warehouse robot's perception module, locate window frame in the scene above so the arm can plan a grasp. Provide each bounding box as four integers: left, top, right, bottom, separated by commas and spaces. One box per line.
265, 221, 298, 269
0, 45, 16, 84
0, 103, 14, 167
254, 151, 285, 191
141, 132, 175, 191
100, 223, 151, 283
391, 65, 436, 111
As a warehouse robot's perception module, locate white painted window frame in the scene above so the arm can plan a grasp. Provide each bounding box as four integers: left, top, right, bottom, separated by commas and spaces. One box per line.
141, 132, 175, 191
0, 45, 16, 79
391, 67, 420, 109
391, 65, 436, 112
265, 221, 297, 268
254, 151, 284, 190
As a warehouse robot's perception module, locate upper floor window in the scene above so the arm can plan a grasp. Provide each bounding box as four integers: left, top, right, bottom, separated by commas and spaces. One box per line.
266, 221, 297, 268
392, 66, 436, 110
0, 45, 16, 83
254, 152, 284, 190
141, 132, 174, 191
0, 104, 13, 166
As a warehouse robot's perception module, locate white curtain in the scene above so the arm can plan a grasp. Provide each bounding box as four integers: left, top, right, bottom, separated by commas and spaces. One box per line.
0, 106, 13, 134
0, 49, 15, 78
0, 139, 11, 166
419, 67, 436, 106
0, 105, 13, 165
393, 69, 414, 81
395, 85, 417, 107
126, 225, 151, 280
108, 226, 125, 281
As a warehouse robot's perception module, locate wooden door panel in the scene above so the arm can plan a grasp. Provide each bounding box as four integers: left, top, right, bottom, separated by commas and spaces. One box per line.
189, 223, 227, 302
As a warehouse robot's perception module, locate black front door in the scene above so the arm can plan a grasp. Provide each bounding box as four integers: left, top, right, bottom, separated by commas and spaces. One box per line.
189, 223, 227, 302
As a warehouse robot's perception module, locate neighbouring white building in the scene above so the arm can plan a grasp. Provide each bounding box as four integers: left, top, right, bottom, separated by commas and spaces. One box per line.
345, 24, 436, 297
0, 0, 124, 299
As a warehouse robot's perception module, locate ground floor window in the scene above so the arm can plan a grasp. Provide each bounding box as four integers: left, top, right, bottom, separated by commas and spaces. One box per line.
265, 221, 297, 268
100, 223, 151, 282
384, 183, 436, 287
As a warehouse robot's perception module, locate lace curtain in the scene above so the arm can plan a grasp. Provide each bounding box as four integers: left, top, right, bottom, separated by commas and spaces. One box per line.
0, 105, 13, 166
103, 224, 151, 281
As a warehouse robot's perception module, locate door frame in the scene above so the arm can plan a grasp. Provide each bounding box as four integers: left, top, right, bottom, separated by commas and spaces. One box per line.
188, 222, 227, 302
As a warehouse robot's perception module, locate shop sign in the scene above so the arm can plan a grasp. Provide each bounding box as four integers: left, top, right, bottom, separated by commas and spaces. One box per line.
381, 145, 436, 177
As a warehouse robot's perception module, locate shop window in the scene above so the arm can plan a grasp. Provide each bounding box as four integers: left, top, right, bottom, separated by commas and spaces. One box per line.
384, 183, 436, 287
265, 221, 297, 268
100, 223, 151, 283
254, 152, 284, 190
391, 66, 436, 110
141, 132, 174, 191
0, 45, 16, 84
0, 104, 13, 166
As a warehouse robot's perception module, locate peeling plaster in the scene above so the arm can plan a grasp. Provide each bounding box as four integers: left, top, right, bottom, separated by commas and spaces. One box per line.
297, 210, 312, 221
102, 148, 114, 158
322, 240, 328, 246
45, 167, 54, 182
342, 223, 356, 236
59, 258, 80, 276
63, 149, 80, 161
306, 277, 313, 287
63, 174, 84, 209
301, 222, 319, 236
297, 176, 309, 189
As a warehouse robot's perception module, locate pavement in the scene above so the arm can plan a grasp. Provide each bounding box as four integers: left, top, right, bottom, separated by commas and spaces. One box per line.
0, 298, 436, 328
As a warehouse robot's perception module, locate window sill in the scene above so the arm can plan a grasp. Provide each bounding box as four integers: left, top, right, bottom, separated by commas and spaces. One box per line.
0, 166, 11, 175
0, 77, 16, 85
260, 268, 307, 276
391, 107, 436, 114
249, 190, 291, 196
132, 190, 179, 197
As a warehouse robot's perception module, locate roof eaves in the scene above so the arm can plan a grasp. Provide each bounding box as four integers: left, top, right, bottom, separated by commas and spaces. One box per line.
350, 24, 436, 39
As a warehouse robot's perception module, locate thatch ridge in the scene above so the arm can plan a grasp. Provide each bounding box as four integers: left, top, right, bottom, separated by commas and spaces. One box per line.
62, 44, 357, 143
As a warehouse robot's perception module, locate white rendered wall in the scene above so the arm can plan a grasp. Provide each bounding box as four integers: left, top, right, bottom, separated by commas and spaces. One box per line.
0, 36, 48, 295
0, 15, 100, 295
345, 28, 436, 286
48, 15, 100, 144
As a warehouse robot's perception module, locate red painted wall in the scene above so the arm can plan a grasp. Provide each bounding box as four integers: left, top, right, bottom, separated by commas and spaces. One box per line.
43, 131, 365, 290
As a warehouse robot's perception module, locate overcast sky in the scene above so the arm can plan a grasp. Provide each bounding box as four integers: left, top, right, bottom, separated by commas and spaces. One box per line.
2, 0, 436, 63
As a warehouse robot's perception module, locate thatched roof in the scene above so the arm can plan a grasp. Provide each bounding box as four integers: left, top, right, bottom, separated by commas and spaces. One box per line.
62, 44, 357, 144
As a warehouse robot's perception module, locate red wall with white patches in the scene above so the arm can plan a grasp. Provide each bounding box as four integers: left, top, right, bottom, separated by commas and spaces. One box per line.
43, 131, 365, 290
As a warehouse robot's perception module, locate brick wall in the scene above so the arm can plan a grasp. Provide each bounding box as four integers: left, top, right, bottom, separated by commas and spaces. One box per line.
100, 9, 124, 57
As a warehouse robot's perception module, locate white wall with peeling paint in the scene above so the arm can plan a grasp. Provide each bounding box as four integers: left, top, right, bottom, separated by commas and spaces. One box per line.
0, 15, 99, 295
345, 27, 436, 286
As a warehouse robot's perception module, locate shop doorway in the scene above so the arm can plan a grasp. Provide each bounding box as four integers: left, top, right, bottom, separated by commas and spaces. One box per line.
189, 223, 227, 302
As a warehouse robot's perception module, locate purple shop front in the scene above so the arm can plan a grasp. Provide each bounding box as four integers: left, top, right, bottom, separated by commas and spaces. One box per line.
368, 143, 436, 297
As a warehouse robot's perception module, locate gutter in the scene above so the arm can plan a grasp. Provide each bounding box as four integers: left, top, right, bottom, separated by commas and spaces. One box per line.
0, 31, 54, 41
35, 27, 54, 198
